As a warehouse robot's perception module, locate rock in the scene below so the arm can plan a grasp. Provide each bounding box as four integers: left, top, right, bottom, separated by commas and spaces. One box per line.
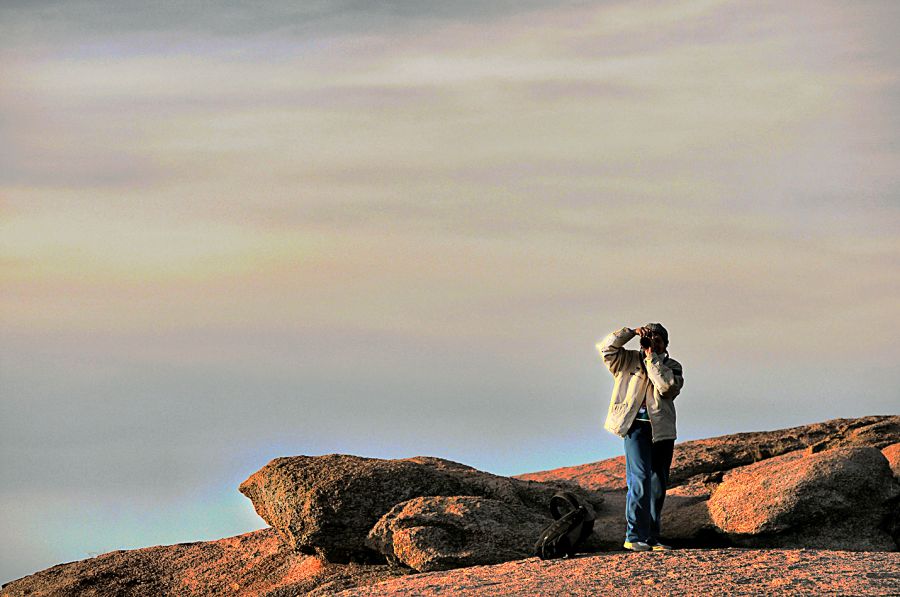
881, 443, 900, 547
516, 416, 900, 549
883, 443, 900, 478
588, 486, 725, 549
842, 417, 900, 450
516, 455, 627, 491
0, 528, 403, 597
238, 454, 603, 563
366, 496, 554, 571
707, 446, 899, 550
11, 416, 900, 594
334, 549, 900, 596
516, 416, 900, 491
660, 485, 724, 546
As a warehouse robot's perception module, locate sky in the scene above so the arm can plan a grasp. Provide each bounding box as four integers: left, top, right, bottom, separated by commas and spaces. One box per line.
1, 0, 899, 584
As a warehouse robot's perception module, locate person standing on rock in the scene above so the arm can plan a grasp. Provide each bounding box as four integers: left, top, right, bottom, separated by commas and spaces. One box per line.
597, 323, 684, 552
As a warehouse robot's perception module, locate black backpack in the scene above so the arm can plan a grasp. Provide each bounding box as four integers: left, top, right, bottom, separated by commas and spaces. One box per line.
533, 491, 595, 560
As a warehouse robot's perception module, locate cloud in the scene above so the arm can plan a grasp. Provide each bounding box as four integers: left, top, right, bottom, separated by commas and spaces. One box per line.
0, 209, 318, 281
8, 0, 896, 230
0, 0, 573, 49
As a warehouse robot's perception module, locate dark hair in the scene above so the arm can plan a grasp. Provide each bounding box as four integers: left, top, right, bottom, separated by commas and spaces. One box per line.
645, 323, 669, 345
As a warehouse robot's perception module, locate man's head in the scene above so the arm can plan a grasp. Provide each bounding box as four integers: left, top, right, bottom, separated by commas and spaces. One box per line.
643, 322, 669, 354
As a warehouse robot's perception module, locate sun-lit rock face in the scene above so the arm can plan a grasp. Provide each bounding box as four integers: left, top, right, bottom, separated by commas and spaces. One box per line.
336, 549, 900, 596
707, 446, 898, 549
0, 528, 402, 597
883, 442, 900, 478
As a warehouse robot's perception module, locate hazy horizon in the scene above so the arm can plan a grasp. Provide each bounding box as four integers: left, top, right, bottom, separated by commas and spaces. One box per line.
2, 0, 899, 584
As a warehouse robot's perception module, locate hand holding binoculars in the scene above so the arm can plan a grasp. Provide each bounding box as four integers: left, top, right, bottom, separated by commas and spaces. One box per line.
633, 327, 659, 349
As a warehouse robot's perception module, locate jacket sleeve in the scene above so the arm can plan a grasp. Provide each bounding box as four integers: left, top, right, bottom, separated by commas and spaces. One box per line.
645, 355, 684, 400
596, 327, 637, 375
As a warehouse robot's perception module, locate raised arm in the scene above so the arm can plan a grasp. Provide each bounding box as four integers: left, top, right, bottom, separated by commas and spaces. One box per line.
596, 327, 638, 375
644, 354, 684, 400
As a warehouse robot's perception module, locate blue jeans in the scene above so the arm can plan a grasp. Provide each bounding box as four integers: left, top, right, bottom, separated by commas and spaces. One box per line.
623, 419, 674, 543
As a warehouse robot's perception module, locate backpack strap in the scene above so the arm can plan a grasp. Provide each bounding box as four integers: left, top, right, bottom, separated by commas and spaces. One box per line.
549, 491, 585, 520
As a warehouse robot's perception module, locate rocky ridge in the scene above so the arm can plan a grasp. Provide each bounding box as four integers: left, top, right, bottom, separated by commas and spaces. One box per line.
3, 415, 898, 596
516, 415, 900, 491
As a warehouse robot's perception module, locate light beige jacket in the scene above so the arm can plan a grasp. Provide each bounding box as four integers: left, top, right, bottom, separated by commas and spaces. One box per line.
596, 327, 684, 441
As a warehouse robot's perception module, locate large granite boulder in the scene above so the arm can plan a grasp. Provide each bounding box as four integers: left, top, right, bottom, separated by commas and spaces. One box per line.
239, 454, 603, 563
367, 496, 554, 571
707, 446, 899, 550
